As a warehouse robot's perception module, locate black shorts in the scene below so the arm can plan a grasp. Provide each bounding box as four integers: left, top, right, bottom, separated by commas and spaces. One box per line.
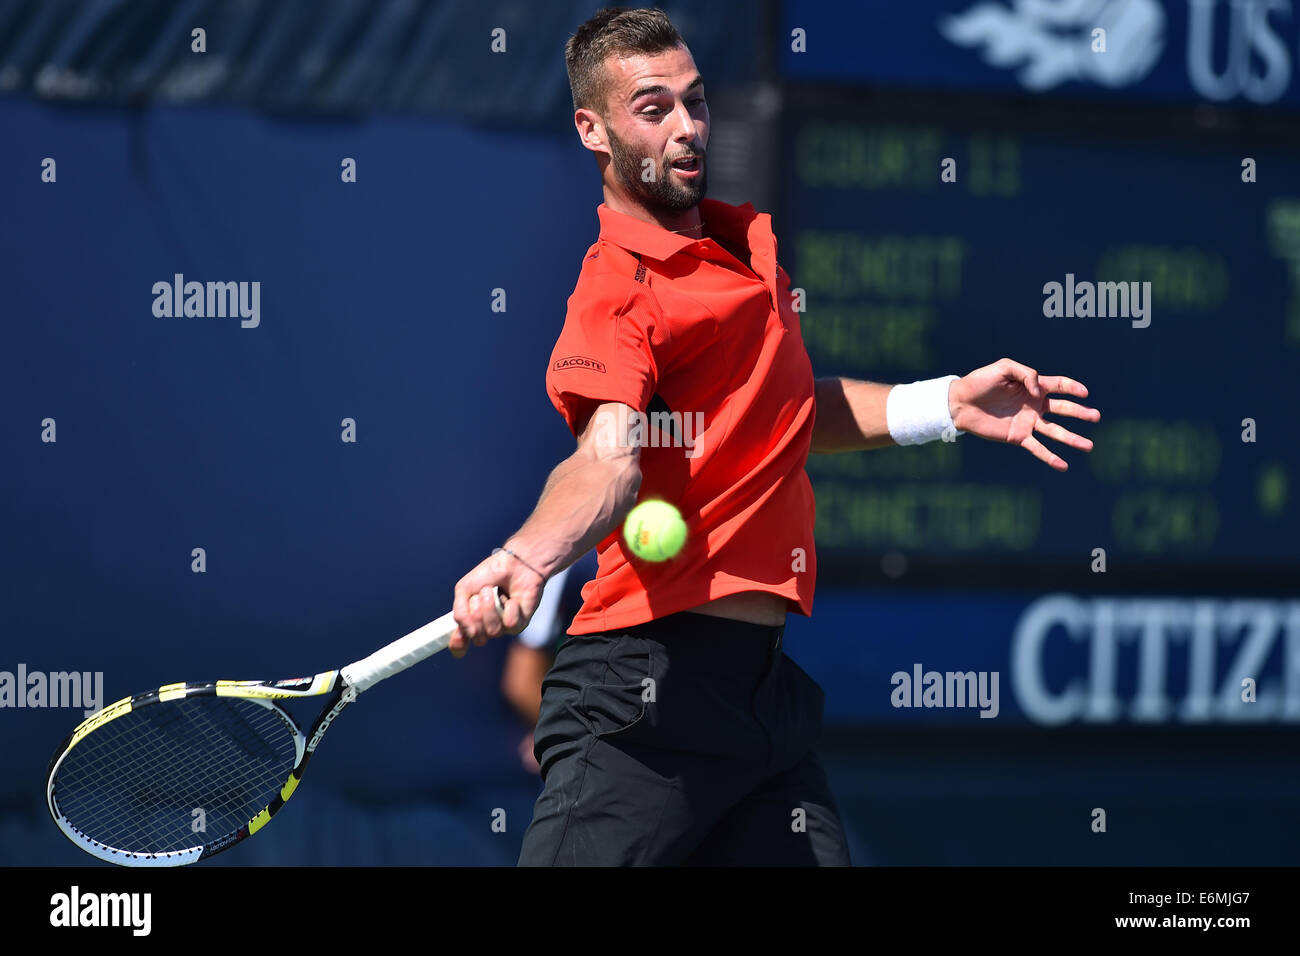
517, 610, 852, 866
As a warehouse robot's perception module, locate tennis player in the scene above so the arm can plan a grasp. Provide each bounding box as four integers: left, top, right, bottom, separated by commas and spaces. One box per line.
450, 7, 1099, 866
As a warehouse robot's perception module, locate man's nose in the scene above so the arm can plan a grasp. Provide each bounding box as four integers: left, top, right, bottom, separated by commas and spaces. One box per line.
670, 101, 696, 139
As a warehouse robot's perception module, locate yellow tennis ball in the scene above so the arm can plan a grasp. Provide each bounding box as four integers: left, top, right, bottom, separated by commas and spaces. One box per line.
623, 500, 687, 562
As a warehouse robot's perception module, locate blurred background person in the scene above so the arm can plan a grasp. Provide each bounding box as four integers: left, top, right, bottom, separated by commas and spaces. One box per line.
501, 550, 599, 774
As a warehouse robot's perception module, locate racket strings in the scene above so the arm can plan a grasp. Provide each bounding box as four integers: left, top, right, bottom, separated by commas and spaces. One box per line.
52, 696, 300, 855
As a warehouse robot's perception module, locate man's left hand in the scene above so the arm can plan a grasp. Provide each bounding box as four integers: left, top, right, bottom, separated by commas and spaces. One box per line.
949, 358, 1101, 471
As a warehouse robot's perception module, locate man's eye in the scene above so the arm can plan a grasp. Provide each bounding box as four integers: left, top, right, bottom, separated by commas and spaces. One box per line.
640, 98, 703, 116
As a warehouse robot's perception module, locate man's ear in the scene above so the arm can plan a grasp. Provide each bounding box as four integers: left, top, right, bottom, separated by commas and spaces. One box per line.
574, 108, 609, 156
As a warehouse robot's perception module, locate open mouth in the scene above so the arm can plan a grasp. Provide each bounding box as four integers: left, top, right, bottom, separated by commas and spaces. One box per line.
669, 156, 701, 176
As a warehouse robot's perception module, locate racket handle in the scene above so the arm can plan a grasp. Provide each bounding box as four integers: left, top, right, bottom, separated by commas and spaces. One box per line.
340, 586, 507, 694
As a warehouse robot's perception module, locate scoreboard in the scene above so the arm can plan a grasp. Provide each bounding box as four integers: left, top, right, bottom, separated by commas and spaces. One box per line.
778, 100, 1299, 578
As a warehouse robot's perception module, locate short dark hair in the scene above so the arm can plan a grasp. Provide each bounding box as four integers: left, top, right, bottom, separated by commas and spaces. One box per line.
565, 7, 686, 115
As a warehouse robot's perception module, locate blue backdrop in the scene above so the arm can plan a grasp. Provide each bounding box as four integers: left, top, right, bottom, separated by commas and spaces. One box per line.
3, 1, 1297, 867
0, 98, 599, 822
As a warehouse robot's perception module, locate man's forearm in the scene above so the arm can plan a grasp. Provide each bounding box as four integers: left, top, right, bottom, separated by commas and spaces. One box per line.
501, 448, 640, 582
810, 377, 897, 453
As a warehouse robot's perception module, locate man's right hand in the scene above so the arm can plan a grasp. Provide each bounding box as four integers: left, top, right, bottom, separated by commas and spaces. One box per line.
449, 400, 643, 658
450, 549, 544, 658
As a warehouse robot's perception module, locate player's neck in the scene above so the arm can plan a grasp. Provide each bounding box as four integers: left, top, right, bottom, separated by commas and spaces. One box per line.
603, 188, 703, 237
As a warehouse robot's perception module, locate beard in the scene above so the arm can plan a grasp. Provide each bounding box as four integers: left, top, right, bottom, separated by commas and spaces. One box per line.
607, 127, 707, 212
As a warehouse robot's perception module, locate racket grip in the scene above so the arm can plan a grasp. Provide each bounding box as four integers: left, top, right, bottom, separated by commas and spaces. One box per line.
340, 586, 506, 694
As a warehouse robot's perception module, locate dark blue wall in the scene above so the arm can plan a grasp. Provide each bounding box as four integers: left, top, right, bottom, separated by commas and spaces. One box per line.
1, 98, 602, 829
3, 82, 1296, 866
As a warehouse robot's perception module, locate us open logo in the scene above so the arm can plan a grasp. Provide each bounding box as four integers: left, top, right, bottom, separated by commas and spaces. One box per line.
553, 355, 606, 373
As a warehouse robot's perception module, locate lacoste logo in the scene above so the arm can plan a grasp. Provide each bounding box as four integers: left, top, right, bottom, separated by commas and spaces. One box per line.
553, 356, 607, 373
939, 0, 1164, 92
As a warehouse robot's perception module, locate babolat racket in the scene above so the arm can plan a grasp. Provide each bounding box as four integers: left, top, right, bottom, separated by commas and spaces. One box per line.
46, 588, 505, 866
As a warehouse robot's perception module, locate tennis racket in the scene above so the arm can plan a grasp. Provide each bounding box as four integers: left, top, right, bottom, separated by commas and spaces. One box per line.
46, 588, 505, 866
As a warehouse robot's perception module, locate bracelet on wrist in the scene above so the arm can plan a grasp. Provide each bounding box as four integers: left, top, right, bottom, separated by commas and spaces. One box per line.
492, 547, 546, 584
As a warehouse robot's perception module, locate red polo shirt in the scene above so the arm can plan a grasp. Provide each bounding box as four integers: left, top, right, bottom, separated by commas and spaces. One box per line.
546, 198, 817, 634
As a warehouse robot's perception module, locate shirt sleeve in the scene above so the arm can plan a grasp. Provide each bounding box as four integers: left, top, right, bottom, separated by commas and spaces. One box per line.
546, 273, 661, 437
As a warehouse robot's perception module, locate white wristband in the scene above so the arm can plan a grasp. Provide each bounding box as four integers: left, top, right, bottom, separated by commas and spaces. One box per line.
886, 374, 961, 445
